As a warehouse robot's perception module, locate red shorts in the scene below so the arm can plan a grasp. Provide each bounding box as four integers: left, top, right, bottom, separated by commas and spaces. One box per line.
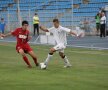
16, 45, 32, 53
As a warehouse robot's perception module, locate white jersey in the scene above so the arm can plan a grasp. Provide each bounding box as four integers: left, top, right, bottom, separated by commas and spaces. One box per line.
48, 25, 70, 45
100, 16, 106, 24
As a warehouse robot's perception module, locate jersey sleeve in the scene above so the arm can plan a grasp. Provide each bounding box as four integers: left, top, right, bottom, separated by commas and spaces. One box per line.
62, 27, 71, 33
11, 28, 18, 36
27, 30, 29, 36
47, 27, 54, 33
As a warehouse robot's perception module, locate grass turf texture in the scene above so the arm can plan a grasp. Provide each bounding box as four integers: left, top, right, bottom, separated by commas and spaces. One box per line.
0, 42, 108, 90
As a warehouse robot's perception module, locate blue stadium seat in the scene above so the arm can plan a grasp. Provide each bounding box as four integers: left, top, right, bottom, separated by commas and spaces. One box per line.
0, 0, 108, 26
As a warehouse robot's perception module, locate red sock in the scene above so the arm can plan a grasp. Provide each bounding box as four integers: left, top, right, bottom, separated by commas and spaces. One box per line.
33, 56, 38, 64
23, 56, 31, 66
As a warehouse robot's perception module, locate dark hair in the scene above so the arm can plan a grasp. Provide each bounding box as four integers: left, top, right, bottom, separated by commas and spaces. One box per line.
35, 13, 37, 15
53, 18, 59, 23
22, 20, 29, 26
1, 18, 4, 20
97, 13, 99, 16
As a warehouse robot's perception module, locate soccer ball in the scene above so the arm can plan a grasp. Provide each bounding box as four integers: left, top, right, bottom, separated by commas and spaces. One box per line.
40, 63, 47, 69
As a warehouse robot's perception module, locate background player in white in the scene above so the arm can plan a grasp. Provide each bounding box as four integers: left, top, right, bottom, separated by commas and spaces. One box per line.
40, 18, 82, 68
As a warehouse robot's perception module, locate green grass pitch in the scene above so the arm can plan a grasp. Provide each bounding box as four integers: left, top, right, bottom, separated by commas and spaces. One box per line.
0, 42, 108, 90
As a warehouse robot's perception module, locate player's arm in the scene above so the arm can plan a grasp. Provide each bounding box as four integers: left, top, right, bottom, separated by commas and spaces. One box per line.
70, 31, 82, 38
39, 26, 49, 32
63, 27, 82, 38
33, 17, 39, 22
34, 19, 39, 22
1, 28, 18, 38
2, 32, 12, 37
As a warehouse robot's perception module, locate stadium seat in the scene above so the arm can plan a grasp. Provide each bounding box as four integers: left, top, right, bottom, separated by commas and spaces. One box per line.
0, 0, 108, 26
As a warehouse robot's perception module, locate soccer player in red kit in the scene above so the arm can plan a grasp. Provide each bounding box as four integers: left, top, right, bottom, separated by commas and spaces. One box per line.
1, 21, 39, 68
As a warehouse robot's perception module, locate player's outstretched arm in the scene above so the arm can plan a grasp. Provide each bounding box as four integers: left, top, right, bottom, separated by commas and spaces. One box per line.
70, 31, 82, 38
39, 26, 49, 32
2, 33, 12, 37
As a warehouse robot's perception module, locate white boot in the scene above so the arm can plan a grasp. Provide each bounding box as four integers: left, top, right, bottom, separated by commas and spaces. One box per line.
64, 64, 72, 68
63, 56, 72, 68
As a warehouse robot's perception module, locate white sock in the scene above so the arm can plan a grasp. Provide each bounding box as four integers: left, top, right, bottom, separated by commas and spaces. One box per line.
63, 56, 70, 65
44, 54, 53, 65
1, 37, 3, 39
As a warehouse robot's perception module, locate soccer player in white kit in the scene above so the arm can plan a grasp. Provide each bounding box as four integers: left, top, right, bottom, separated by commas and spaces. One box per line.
40, 19, 82, 68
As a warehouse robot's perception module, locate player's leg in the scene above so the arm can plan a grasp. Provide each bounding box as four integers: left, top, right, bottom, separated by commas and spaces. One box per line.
28, 51, 39, 66
101, 25, 103, 37
19, 49, 32, 68
103, 24, 105, 37
102, 25, 104, 37
36, 24, 39, 35
98, 24, 100, 35
33, 24, 36, 36
96, 24, 99, 35
43, 48, 55, 65
1, 32, 4, 40
59, 52, 72, 68
100, 25, 102, 38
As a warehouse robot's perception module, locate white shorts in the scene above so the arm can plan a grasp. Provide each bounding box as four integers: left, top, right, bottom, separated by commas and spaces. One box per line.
53, 43, 66, 53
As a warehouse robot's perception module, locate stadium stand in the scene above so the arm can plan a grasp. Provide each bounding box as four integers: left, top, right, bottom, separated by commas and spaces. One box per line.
0, 0, 108, 31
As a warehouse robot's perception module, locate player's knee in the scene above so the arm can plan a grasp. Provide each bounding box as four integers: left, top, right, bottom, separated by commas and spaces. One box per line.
19, 51, 25, 57
30, 53, 34, 58
50, 48, 55, 53
59, 53, 65, 58
21, 53, 25, 57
